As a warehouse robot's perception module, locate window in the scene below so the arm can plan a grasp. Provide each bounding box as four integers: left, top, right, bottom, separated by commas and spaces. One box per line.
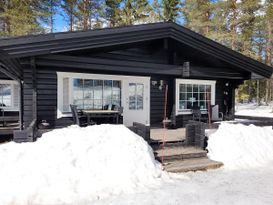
129, 83, 144, 110
72, 78, 121, 110
0, 81, 19, 110
0, 84, 12, 107
176, 79, 215, 115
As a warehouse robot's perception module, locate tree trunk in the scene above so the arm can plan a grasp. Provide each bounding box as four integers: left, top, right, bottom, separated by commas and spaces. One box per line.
257, 80, 260, 105
230, 0, 237, 50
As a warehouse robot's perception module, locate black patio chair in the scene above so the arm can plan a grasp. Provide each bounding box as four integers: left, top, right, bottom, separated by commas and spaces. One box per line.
192, 106, 202, 121
113, 105, 123, 124
70, 104, 95, 127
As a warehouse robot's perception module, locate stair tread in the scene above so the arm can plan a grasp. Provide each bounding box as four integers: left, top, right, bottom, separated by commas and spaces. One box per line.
163, 157, 223, 173
154, 146, 207, 157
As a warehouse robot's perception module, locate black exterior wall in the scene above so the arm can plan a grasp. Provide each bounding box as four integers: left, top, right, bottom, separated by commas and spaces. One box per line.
27, 66, 239, 128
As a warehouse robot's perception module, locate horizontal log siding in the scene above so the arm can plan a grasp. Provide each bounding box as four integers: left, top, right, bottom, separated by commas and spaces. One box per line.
36, 69, 57, 127
0, 72, 11, 80
23, 67, 36, 127
150, 77, 173, 125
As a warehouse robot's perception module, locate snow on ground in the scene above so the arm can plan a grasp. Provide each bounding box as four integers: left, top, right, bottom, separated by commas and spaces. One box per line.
208, 122, 273, 169
0, 123, 273, 204
235, 103, 273, 118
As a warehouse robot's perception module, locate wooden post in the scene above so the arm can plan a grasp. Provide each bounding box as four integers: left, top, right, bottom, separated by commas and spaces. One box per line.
161, 84, 168, 164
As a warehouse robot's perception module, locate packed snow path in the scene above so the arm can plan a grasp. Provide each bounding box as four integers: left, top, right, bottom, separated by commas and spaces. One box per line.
0, 123, 273, 204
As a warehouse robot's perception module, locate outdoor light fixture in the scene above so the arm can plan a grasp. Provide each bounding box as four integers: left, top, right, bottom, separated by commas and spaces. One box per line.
159, 80, 164, 90
151, 80, 157, 86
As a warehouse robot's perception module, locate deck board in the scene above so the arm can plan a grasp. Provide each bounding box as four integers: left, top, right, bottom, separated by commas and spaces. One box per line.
150, 128, 186, 143
164, 157, 223, 173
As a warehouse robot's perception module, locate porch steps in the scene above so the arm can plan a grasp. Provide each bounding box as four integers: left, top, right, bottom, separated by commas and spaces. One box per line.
153, 144, 223, 172
163, 157, 223, 173
154, 146, 207, 162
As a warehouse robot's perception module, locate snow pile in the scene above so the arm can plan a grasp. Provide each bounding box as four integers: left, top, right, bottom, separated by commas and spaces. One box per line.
235, 103, 273, 118
0, 124, 165, 205
207, 123, 273, 169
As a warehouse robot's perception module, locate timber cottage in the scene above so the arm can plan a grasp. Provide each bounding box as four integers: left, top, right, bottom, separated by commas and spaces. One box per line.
0, 22, 272, 141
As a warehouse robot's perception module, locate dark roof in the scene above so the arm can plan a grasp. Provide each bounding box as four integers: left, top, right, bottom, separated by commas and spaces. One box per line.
0, 22, 272, 78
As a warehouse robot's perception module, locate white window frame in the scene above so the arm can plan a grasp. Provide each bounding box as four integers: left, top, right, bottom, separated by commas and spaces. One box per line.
0, 80, 19, 111
175, 79, 216, 115
57, 72, 150, 119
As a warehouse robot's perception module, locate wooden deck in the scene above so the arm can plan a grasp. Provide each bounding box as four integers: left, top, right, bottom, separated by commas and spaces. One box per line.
0, 123, 19, 135
150, 128, 186, 143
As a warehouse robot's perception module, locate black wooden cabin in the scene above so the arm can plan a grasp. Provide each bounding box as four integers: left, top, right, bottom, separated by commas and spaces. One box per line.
0, 22, 272, 140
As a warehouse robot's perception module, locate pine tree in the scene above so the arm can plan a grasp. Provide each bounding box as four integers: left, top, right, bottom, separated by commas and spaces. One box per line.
238, 0, 261, 57
42, 0, 61, 33
77, 0, 102, 30
149, 0, 163, 23
208, 1, 232, 45
162, 0, 180, 22
182, 0, 212, 36
61, 0, 79, 31
0, 0, 47, 36
121, 0, 150, 25
264, 0, 273, 67
105, 0, 122, 27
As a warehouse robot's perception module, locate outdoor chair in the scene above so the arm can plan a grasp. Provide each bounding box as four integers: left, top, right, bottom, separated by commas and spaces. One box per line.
113, 105, 123, 124
70, 104, 95, 127
192, 106, 208, 122
211, 105, 223, 122
192, 107, 202, 121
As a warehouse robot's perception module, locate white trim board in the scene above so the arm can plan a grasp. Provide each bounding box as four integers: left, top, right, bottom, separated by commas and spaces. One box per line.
175, 79, 216, 116
57, 72, 150, 126
0, 80, 19, 111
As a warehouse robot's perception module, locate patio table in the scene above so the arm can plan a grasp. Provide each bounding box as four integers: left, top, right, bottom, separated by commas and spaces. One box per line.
82, 110, 120, 125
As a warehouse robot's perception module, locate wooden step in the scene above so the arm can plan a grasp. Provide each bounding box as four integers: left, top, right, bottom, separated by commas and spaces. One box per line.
163, 157, 223, 173
154, 146, 207, 162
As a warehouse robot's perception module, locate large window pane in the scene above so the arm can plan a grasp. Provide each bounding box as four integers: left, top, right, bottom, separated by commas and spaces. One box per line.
129, 83, 136, 110
129, 83, 144, 110
71, 78, 121, 110
83, 79, 93, 109
0, 84, 12, 107
93, 80, 103, 109
73, 79, 84, 109
103, 80, 112, 107
136, 84, 144, 110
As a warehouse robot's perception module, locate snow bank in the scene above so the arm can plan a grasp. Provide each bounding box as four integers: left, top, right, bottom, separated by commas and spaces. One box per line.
235, 103, 273, 118
207, 123, 273, 169
0, 125, 165, 205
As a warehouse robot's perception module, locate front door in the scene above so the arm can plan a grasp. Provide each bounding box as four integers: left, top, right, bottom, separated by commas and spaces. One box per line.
122, 77, 150, 126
